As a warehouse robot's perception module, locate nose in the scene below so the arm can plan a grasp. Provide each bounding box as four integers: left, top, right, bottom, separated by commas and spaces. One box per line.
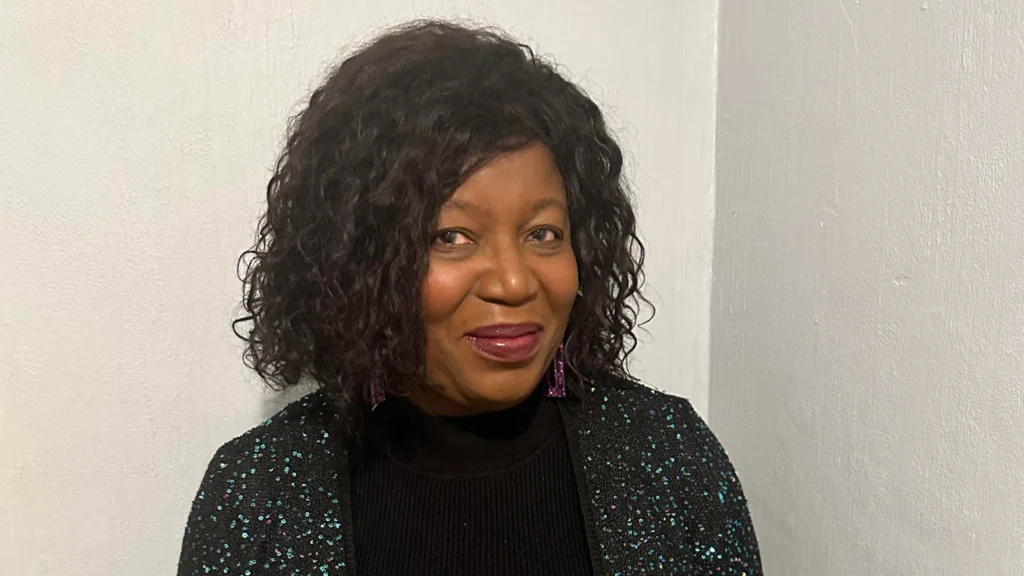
476, 238, 538, 306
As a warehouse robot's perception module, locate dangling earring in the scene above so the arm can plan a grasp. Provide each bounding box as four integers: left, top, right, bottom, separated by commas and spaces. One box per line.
370, 379, 386, 409
544, 344, 567, 398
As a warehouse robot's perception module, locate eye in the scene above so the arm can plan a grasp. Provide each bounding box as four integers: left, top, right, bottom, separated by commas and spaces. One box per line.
527, 227, 563, 243
434, 229, 472, 248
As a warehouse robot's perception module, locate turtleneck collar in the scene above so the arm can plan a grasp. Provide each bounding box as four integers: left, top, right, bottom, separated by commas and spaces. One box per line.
368, 386, 560, 477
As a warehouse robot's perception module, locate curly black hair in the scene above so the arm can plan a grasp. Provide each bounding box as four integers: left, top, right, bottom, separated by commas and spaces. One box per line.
234, 20, 652, 427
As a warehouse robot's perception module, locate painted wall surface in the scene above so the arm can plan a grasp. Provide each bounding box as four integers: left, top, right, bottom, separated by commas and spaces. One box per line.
0, 1, 716, 573
712, 1, 1024, 574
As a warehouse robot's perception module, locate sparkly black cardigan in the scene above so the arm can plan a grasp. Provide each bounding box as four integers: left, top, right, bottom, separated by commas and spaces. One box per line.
178, 382, 762, 575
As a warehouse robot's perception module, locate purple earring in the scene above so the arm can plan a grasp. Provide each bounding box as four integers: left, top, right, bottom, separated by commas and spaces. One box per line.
370, 379, 386, 409
544, 344, 567, 398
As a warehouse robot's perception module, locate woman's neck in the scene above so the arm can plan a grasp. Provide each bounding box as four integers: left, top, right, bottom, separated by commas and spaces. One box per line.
368, 385, 559, 476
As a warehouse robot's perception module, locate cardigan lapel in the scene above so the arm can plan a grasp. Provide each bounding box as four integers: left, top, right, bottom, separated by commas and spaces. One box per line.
558, 397, 610, 576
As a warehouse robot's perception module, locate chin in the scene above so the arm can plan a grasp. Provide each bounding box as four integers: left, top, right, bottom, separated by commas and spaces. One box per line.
468, 371, 542, 408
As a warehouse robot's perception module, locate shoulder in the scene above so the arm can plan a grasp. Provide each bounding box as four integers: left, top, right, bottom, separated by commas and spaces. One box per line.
568, 376, 762, 573
193, 391, 342, 492
204, 390, 341, 465
574, 376, 743, 485
178, 391, 348, 573
577, 381, 733, 484
188, 389, 343, 504
575, 375, 703, 437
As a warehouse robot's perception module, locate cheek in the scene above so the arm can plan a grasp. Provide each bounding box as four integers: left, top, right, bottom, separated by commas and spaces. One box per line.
538, 252, 579, 315
421, 261, 474, 326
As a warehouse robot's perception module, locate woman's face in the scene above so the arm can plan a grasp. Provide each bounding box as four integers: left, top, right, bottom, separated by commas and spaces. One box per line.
414, 143, 579, 416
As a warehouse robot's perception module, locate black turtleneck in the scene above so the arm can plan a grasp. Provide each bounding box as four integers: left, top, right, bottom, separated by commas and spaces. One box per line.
350, 389, 593, 576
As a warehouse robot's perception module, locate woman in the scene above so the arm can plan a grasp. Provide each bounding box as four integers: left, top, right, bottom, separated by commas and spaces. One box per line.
178, 20, 761, 576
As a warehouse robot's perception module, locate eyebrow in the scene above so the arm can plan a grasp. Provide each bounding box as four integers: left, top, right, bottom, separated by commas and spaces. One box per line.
442, 197, 566, 215
442, 199, 478, 213
528, 197, 566, 214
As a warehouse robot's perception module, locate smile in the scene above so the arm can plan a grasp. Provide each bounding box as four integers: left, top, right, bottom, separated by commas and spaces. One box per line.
464, 323, 544, 363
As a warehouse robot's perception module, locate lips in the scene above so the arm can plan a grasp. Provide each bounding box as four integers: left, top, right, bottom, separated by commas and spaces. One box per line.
465, 323, 544, 363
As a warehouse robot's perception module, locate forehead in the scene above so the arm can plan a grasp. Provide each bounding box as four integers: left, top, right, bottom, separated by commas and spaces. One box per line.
443, 143, 566, 216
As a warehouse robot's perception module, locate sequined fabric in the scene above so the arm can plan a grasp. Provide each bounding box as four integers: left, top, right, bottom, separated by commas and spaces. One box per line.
563, 383, 762, 575
178, 396, 352, 574
178, 382, 761, 575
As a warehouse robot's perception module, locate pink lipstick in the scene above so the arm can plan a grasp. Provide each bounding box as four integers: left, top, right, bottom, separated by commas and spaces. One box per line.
465, 323, 543, 363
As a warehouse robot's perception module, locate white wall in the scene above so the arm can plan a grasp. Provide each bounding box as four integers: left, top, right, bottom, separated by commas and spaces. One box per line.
712, 1, 1024, 574
0, 1, 717, 573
